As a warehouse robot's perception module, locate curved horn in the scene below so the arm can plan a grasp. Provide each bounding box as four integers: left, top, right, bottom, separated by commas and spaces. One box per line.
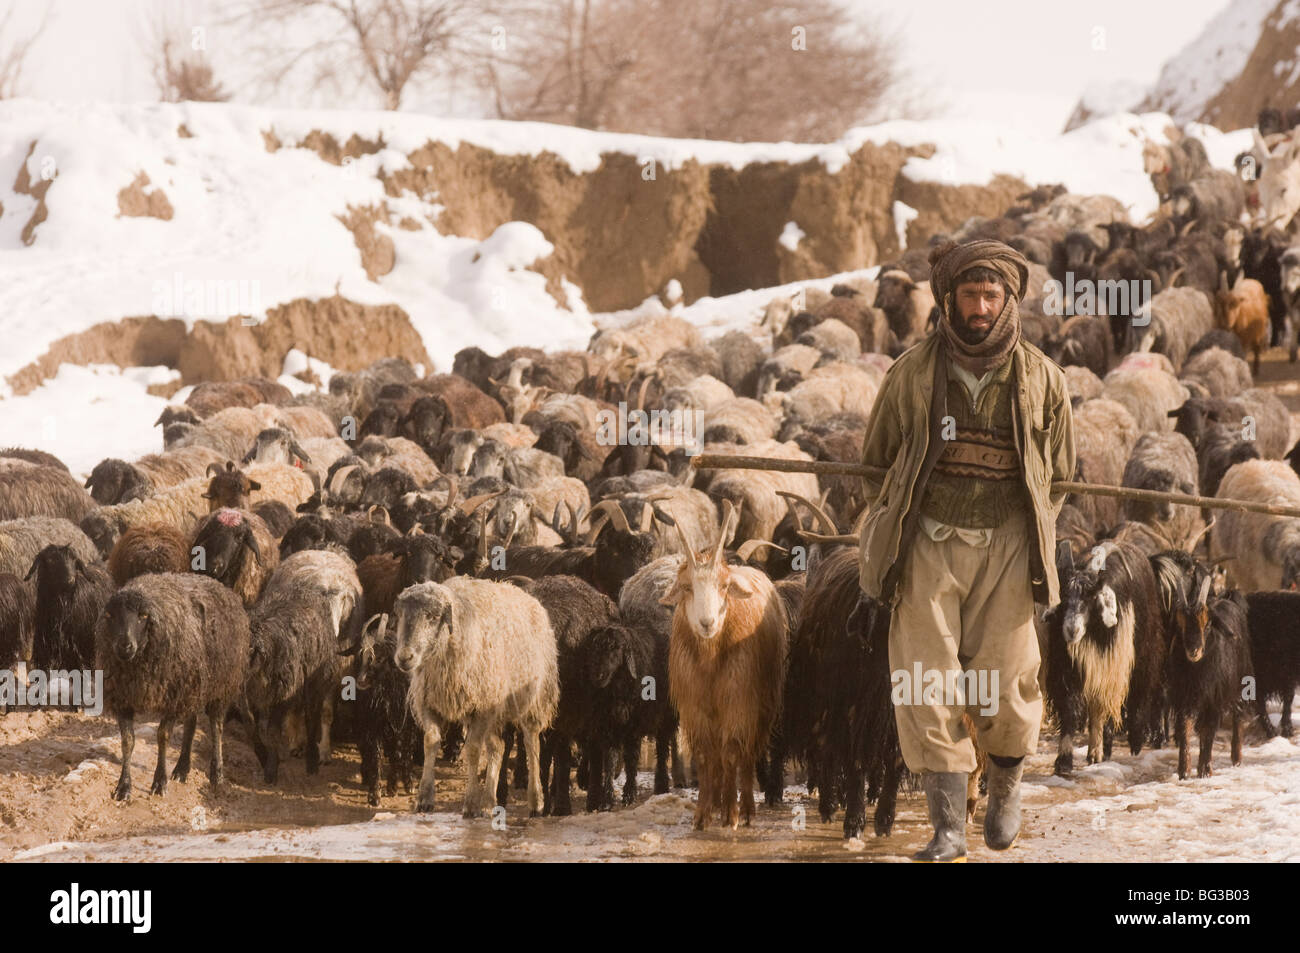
638, 500, 654, 533
1196, 573, 1212, 607
776, 490, 837, 535
666, 505, 696, 563
459, 488, 506, 515
583, 514, 610, 545
206, 462, 225, 478
737, 539, 789, 563
635, 373, 654, 412
367, 504, 390, 526
1168, 265, 1186, 288
588, 499, 633, 535
1187, 516, 1215, 552
713, 500, 739, 564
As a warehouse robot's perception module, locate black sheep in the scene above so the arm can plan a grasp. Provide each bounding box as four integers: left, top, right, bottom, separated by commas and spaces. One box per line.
345, 613, 421, 805
0, 572, 35, 671
26, 544, 113, 672
97, 573, 251, 799
1241, 590, 1300, 737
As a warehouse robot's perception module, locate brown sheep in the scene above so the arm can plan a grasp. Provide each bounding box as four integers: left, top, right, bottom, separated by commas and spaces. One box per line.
660, 502, 789, 830
185, 378, 292, 417
0, 464, 97, 522
1215, 277, 1271, 375
107, 524, 190, 585
873, 269, 936, 352
414, 374, 507, 429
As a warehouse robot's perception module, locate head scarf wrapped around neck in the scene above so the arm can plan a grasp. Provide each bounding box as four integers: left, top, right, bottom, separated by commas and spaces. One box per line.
927, 239, 1030, 376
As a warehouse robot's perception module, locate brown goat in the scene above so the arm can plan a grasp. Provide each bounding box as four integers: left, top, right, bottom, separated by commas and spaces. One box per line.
1215, 277, 1271, 375
415, 374, 507, 429
660, 502, 788, 830
107, 523, 190, 585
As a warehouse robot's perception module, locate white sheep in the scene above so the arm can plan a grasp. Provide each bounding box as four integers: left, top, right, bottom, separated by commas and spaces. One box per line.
393, 578, 559, 817
1212, 460, 1300, 591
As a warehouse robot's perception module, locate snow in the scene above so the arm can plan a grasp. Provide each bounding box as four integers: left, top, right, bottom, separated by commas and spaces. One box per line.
892, 201, 918, 251
1141, 0, 1279, 123
0, 363, 177, 478
778, 221, 805, 252
0, 99, 1256, 406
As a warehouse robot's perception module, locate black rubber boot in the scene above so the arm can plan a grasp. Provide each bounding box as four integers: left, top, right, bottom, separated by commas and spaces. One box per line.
912, 771, 967, 862
983, 756, 1023, 850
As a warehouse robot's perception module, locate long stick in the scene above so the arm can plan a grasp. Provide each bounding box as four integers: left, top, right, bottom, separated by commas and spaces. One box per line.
690, 453, 1300, 520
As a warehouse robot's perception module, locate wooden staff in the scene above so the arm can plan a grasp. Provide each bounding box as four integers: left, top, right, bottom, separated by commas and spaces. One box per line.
690, 453, 1300, 521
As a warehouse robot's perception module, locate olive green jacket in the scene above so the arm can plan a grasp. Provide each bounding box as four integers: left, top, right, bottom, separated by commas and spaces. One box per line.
857, 334, 1076, 608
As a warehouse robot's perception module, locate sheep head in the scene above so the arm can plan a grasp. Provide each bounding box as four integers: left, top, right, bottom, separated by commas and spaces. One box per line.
393, 581, 454, 673
658, 500, 750, 641
204, 461, 261, 511
192, 508, 261, 585
25, 544, 86, 595
243, 428, 310, 467
99, 588, 155, 662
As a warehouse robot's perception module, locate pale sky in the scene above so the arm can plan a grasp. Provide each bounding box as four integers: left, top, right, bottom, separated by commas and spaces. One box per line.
5, 0, 1234, 135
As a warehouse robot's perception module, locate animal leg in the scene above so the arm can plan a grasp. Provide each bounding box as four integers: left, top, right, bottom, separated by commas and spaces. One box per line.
1196, 708, 1220, 778
523, 725, 543, 817
207, 701, 226, 791
622, 736, 640, 806
172, 714, 197, 783
150, 718, 170, 796
113, 710, 135, 801
476, 722, 504, 818
415, 722, 443, 812
1176, 713, 1191, 780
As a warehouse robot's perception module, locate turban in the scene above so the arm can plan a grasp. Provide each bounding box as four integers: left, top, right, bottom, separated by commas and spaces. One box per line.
927, 239, 1030, 376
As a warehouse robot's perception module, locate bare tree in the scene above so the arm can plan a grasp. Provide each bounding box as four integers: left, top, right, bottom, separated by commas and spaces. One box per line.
235, 0, 497, 110
482, 0, 913, 142
0, 5, 50, 99
141, 4, 232, 102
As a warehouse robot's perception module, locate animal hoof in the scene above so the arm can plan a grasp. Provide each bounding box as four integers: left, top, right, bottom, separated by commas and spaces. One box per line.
112, 780, 131, 802
529, 809, 542, 818
150, 778, 166, 797
368, 792, 380, 807
416, 799, 435, 813
171, 765, 190, 783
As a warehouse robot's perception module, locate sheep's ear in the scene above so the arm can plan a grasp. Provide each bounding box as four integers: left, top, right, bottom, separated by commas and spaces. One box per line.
201, 491, 214, 500
23, 557, 38, 581
84, 474, 95, 489
728, 572, 757, 599
625, 652, 638, 682
242, 530, 262, 561
247, 479, 261, 492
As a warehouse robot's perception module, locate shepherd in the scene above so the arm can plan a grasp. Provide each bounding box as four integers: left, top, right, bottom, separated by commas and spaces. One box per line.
853, 239, 1076, 861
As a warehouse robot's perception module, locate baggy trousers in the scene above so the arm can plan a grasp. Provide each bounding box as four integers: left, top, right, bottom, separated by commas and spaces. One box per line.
887, 507, 1043, 774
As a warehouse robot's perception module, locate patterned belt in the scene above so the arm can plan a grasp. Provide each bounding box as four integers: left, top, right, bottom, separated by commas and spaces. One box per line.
934, 430, 1019, 481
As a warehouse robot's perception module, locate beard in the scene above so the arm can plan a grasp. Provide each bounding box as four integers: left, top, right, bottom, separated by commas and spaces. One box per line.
952, 311, 995, 344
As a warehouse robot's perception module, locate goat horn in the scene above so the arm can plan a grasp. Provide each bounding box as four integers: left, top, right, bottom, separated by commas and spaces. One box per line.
1196, 573, 1212, 607
1168, 265, 1186, 288
638, 500, 654, 533
1187, 516, 1215, 552
776, 490, 837, 535
206, 463, 224, 477
666, 505, 696, 563
368, 504, 390, 526
589, 499, 633, 535
583, 514, 610, 545
476, 508, 490, 559
737, 539, 789, 563
635, 374, 653, 412
459, 489, 506, 515
713, 500, 739, 564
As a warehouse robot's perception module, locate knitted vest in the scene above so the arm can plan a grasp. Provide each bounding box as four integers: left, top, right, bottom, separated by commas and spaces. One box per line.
918, 356, 1028, 529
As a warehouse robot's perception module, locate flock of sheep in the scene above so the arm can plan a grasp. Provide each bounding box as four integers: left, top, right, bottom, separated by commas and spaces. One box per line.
3, 115, 1300, 839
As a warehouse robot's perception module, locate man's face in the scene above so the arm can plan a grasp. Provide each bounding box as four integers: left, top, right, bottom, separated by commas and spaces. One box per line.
952, 280, 1006, 344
